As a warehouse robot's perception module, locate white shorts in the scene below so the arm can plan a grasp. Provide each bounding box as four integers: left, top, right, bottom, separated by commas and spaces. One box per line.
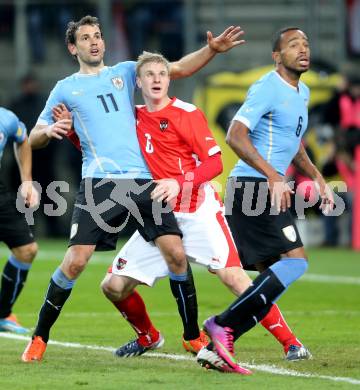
110, 185, 242, 286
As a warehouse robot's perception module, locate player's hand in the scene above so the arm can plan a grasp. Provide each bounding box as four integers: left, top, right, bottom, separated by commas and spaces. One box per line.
207, 26, 245, 53
45, 119, 73, 140
151, 179, 180, 203
52, 103, 72, 122
315, 177, 334, 215
50, 104, 75, 140
268, 174, 294, 213
20, 181, 40, 208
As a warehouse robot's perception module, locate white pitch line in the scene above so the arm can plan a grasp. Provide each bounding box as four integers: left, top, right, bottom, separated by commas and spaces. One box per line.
1, 333, 359, 386
15, 309, 360, 318
301, 273, 360, 285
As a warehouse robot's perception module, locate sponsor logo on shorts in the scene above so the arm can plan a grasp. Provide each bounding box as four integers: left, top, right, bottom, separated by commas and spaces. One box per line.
211, 257, 220, 264
116, 257, 127, 270
70, 223, 78, 239
282, 225, 297, 242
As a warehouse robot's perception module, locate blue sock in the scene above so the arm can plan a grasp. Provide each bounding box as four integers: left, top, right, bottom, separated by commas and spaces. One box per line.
169, 271, 188, 281
51, 267, 75, 290
270, 258, 308, 288
8, 255, 32, 271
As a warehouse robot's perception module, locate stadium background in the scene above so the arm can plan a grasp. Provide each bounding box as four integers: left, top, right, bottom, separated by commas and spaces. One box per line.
1, 0, 359, 248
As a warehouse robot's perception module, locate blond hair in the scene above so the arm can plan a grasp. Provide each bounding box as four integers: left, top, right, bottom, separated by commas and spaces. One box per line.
136, 51, 170, 76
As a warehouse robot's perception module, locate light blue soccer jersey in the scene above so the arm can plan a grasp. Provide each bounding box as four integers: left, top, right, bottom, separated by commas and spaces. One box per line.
230, 70, 310, 178
37, 61, 151, 179
0, 107, 27, 167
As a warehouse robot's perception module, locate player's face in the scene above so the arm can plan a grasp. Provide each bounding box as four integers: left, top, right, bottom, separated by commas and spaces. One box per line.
274, 30, 310, 74
137, 62, 170, 102
68, 24, 105, 67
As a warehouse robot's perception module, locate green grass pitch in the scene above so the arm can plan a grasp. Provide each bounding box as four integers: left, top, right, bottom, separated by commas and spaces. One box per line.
0, 239, 360, 389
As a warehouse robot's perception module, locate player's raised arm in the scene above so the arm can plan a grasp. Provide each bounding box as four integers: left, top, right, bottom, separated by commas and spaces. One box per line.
169, 26, 245, 79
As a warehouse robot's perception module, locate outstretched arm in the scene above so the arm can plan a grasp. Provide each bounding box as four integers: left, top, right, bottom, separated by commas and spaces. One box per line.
169, 26, 245, 79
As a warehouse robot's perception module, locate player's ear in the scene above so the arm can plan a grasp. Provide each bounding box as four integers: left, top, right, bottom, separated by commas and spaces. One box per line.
272, 51, 281, 65
68, 43, 77, 56
136, 77, 142, 89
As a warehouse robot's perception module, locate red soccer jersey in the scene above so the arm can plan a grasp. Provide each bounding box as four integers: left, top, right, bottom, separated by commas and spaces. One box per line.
136, 97, 221, 212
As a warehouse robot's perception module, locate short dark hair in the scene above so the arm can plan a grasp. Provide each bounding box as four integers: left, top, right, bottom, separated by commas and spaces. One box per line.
65, 15, 102, 45
272, 27, 302, 51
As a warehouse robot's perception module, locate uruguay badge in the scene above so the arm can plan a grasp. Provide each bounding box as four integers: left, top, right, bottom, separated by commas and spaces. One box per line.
111, 77, 124, 90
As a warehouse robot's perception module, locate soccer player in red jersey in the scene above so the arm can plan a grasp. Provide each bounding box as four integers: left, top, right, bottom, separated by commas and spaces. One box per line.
100, 52, 308, 372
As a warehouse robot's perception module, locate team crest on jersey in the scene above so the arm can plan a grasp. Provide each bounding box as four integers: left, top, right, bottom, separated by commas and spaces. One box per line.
0, 132, 4, 144
159, 119, 168, 131
111, 76, 124, 90
116, 257, 127, 270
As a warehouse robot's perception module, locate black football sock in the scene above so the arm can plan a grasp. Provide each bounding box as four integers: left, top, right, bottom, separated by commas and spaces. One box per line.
232, 304, 273, 341
0, 256, 31, 319
34, 269, 75, 343
34, 279, 72, 343
169, 262, 199, 340
215, 268, 285, 332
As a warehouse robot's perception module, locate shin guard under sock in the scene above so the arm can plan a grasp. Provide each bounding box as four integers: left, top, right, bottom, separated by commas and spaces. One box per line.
113, 290, 159, 344
169, 263, 199, 340
0, 256, 31, 318
216, 268, 285, 330
34, 269, 74, 342
260, 304, 301, 350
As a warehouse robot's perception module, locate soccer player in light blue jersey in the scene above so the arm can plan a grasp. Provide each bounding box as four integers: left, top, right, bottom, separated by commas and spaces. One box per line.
22, 15, 246, 362
197, 28, 335, 371
0, 107, 39, 334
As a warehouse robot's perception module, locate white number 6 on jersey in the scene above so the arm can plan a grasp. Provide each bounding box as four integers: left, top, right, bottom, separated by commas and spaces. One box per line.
145, 133, 154, 153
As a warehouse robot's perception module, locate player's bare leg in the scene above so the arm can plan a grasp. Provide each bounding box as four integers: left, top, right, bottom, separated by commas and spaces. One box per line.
215, 266, 251, 296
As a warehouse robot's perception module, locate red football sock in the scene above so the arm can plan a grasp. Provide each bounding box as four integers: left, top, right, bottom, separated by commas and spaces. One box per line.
260, 304, 302, 352
112, 290, 160, 347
